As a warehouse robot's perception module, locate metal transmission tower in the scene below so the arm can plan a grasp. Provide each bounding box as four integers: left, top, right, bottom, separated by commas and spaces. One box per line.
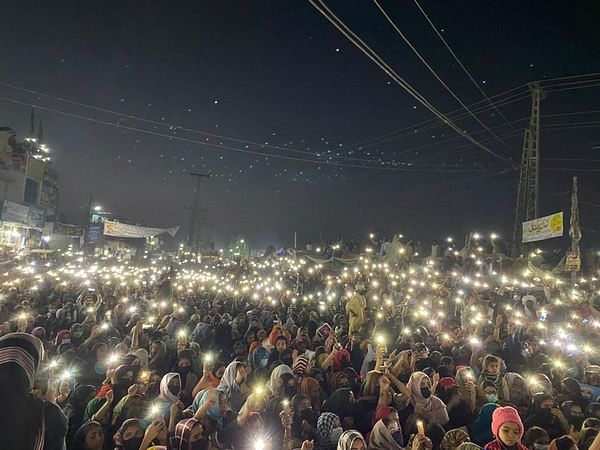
512, 82, 545, 253
185, 172, 210, 257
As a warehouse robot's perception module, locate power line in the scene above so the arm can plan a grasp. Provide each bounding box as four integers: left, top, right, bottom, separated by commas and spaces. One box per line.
347, 73, 600, 151
0, 94, 488, 173
345, 85, 530, 151
308, 0, 514, 166
373, 0, 512, 150
413, 0, 517, 131
538, 72, 600, 85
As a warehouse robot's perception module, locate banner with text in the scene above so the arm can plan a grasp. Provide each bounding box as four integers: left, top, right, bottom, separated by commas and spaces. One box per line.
103, 220, 179, 239
522, 212, 563, 243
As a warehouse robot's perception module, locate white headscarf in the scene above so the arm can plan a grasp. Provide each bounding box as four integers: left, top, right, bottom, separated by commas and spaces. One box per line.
159, 372, 181, 403
266, 364, 292, 396
217, 361, 242, 398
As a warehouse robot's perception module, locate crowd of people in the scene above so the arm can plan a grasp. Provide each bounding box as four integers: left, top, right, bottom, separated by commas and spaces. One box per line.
2, 239, 600, 450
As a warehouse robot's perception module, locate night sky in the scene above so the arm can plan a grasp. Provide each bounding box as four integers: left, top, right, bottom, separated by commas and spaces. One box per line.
0, 1, 599, 248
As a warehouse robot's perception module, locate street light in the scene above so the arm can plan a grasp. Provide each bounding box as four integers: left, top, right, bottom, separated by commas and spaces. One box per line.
93, 205, 102, 212
490, 233, 499, 240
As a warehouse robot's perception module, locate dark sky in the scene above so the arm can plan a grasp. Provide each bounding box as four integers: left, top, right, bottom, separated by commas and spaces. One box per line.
0, 0, 599, 248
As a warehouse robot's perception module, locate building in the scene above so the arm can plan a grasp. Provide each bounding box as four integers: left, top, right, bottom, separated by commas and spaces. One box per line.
0, 127, 59, 249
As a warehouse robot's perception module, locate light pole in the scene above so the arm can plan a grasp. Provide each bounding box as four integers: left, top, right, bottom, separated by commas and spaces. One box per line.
490, 233, 499, 274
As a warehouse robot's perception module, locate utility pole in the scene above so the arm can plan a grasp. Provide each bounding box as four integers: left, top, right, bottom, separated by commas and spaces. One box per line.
83, 195, 92, 255
569, 176, 581, 287
185, 172, 210, 259
512, 82, 545, 255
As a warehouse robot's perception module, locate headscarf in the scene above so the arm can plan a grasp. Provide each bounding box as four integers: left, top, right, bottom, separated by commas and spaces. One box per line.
369, 419, 402, 450
440, 429, 470, 450
127, 348, 149, 370
332, 349, 351, 372
113, 418, 142, 448
159, 372, 181, 403
530, 373, 553, 395
324, 388, 353, 418
191, 388, 223, 427
330, 372, 349, 391
504, 372, 530, 408
293, 354, 310, 376
217, 361, 242, 398
0, 333, 45, 450
456, 443, 483, 450
172, 418, 202, 450
111, 394, 146, 427
406, 371, 449, 425
55, 329, 71, 347
455, 367, 473, 402
317, 412, 339, 448
31, 327, 46, 340
71, 421, 102, 450
266, 364, 292, 396
372, 406, 396, 425
0, 332, 44, 390
561, 377, 582, 397
360, 370, 382, 400
337, 429, 366, 450
471, 402, 499, 446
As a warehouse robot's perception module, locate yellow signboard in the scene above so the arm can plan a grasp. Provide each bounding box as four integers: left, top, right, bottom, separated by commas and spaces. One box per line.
522, 212, 563, 243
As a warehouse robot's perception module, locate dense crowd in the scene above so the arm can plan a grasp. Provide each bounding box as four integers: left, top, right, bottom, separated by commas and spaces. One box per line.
3, 241, 600, 450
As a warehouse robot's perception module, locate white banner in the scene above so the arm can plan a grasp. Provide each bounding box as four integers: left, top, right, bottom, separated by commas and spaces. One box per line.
522, 212, 563, 243
103, 220, 179, 239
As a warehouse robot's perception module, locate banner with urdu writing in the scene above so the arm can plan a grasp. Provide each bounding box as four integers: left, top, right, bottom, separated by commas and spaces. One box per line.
522, 212, 563, 243
103, 220, 179, 239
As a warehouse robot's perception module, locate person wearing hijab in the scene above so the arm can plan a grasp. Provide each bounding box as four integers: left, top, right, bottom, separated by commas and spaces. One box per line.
369, 419, 402, 450
405, 370, 449, 426
111, 393, 147, 430
292, 393, 319, 441
472, 403, 500, 446
71, 421, 104, 450
190, 388, 226, 434
440, 429, 471, 450
316, 412, 342, 450
524, 393, 569, 440
484, 406, 528, 450
0, 332, 67, 450
555, 377, 589, 409
63, 384, 96, 446
300, 377, 323, 413
477, 355, 510, 403
174, 349, 199, 405
323, 388, 356, 428
267, 364, 293, 397
337, 429, 366, 450
170, 418, 205, 450
217, 360, 249, 413
112, 418, 145, 450
148, 340, 169, 375
505, 372, 531, 417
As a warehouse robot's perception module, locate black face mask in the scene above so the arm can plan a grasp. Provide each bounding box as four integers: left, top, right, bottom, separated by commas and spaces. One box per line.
284, 386, 297, 398
123, 436, 144, 450
420, 387, 432, 399
393, 431, 404, 447
300, 408, 314, 421
190, 440, 205, 450
569, 415, 584, 430
539, 409, 554, 421
168, 385, 181, 396
178, 366, 191, 377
